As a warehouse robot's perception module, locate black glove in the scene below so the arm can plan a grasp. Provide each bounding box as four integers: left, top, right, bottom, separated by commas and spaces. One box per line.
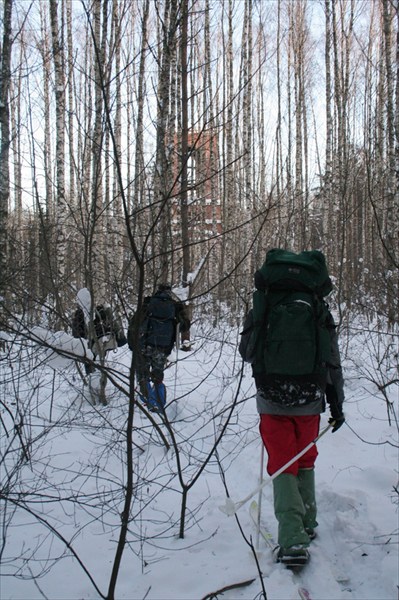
328, 415, 345, 432
326, 384, 345, 433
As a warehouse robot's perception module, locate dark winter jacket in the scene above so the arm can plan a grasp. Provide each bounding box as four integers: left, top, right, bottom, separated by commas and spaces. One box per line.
128, 291, 190, 355
72, 307, 87, 339
72, 305, 127, 353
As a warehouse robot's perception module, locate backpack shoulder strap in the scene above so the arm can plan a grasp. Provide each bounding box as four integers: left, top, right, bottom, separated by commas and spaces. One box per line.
252, 289, 267, 323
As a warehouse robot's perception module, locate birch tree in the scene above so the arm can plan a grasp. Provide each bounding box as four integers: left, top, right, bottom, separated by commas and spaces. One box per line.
49, 0, 67, 316
88, 0, 106, 300
323, 0, 334, 248
381, 0, 398, 322
180, 0, 190, 288
0, 0, 13, 313
153, 0, 179, 283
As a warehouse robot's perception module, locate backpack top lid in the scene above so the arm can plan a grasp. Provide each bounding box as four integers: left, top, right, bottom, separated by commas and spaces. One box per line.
255, 249, 333, 297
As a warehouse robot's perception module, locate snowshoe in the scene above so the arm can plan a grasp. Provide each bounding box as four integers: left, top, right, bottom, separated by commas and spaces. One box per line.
274, 545, 310, 569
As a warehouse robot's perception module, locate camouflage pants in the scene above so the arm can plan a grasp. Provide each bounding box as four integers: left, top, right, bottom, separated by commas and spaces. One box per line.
137, 345, 168, 396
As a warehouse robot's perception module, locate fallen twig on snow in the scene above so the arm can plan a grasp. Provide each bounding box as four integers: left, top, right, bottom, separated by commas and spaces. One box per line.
201, 578, 256, 600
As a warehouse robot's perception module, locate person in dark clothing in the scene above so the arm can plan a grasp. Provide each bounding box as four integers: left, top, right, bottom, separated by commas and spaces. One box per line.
128, 284, 190, 411
256, 310, 344, 562
72, 306, 87, 339
72, 305, 94, 375
72, 303, 127, 375
239, 250, 345, 567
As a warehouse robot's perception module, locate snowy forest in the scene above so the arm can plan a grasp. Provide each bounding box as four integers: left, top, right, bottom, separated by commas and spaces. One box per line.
0, 1, 398, 600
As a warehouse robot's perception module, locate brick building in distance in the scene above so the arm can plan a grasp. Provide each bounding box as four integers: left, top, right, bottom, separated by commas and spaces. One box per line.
171, 129, 222, 288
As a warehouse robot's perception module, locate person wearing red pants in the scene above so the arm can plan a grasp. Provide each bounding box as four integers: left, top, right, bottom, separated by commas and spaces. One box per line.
257, 371, 344, 565
239, 249, 345, 567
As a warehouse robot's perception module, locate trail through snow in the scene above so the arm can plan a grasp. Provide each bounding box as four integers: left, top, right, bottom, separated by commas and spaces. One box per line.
0, 319, 397, 600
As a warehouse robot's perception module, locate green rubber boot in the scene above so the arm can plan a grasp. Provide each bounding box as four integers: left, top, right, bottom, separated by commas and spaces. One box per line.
273, 473, 310, 563
298, 468, 318, 538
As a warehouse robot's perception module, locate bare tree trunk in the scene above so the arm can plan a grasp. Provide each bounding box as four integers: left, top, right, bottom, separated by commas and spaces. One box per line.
11, 37, 22, 237
382, 0, 398, 253
66, 1, 75, 211
331, 0, 355, 310
204, 0, 221, 295
110, 0, 122, 281
49, 0, 67, 317
132, 0, 149, 275
276, 0, 283, 210
220, 0, 235, 298
323, 0, 333, 247
88, 0, 101, 298
153, 0, 178, 283
293, 1, 304, 248
180, 0, 190, 288
244, 0, 253, 283
396, 0, 399, 203
286, 2, 294, 247
381, 0, 398, 322
36, 7, 54, 298
0, 0, 12, 315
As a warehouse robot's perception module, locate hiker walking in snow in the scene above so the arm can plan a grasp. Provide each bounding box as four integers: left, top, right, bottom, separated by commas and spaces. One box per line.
239, 249, 345, 567
128, 284, 190, 412
72, 291, 127, 406
72, 302, 127, 374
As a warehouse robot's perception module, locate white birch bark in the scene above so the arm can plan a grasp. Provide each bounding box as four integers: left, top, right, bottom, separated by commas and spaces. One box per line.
49, 0, 67, 296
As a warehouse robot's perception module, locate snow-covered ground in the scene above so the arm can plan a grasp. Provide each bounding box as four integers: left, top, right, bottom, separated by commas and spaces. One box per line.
1, 316, 398, 600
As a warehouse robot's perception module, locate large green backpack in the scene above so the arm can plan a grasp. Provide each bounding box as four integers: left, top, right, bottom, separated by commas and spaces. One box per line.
244, 249, 333, 406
